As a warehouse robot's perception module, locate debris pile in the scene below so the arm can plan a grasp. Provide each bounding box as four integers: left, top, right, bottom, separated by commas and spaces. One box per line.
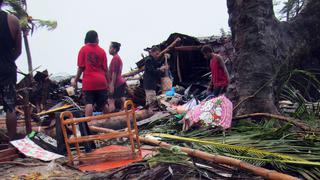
125, 33, 235, 106
0, 33, 319, 180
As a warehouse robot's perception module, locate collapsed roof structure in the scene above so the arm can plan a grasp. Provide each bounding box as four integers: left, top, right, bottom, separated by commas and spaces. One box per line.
124, 33, 235, 105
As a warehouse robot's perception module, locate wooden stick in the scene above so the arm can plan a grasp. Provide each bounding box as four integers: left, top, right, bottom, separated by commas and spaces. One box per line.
89, 126, 298, 180
158, 37, 181, 58
233, 113, 313, 131
0, 161, 45, 167
176, 52, 183, 82
122, 67, 145, 78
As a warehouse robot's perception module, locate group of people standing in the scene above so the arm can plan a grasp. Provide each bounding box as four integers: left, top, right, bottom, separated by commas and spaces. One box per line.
71, 30, 126, 117
0, 0, 229, 141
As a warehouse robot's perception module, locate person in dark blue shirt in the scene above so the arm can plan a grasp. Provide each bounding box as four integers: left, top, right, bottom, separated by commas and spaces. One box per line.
143, 46, 167, 114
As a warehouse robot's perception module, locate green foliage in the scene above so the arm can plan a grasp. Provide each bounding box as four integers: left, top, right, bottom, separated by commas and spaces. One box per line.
147, 147, 190, 168
276, 68, 320, 127
141, 115, 320, 179
279, 0, 306, 21
32, 19, 57, 31
3, 0, 57, 33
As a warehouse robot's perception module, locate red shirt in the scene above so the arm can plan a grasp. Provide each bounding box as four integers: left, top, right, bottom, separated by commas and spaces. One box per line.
78, 43, 108, 91
109, 54, 125, 88
210, 56, 228, 88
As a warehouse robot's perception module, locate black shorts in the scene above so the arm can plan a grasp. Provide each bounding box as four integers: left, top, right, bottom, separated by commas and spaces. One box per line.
0, 83, 16, 113
83, 90, 108, 111
110, 83, 126, 99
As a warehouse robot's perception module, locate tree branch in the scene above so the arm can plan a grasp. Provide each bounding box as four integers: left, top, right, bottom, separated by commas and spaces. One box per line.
233, 113, 313, 131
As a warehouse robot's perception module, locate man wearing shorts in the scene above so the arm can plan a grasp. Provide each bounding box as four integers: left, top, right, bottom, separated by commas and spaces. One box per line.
0, 0, 22, 140
72, 30, 109, 116
201, 45, 229, 97
143, 46, 167, 114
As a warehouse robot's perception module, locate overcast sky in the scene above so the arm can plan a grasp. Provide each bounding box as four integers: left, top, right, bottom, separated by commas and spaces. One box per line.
15, 1, 229, 79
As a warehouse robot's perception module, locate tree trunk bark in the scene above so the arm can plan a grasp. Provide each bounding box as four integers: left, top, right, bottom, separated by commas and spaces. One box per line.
227, 0, 320, 115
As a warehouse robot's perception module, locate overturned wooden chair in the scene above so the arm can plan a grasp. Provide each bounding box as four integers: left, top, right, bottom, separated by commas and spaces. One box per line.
60, 100, 141, 166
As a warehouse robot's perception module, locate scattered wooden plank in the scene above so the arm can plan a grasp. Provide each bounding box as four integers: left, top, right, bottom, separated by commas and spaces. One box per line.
137, 112, 170, 126
0, 147, 18, 162
174, 45, 202, 51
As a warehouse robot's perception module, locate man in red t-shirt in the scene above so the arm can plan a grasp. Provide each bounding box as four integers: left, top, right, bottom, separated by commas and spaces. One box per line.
71, 30, 109, 116
201, 45, 229, 97
108, 42, 126, 111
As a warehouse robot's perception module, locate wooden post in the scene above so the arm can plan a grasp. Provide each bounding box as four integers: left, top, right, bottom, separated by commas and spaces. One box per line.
22, 74, 32, 134
22, 29, 34, 134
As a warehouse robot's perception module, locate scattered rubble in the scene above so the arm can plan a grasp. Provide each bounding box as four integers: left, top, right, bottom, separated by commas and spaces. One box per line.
0, 33, 319, 180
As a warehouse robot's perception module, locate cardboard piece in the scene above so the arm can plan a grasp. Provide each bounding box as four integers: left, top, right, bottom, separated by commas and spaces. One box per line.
10, 137, 64, 161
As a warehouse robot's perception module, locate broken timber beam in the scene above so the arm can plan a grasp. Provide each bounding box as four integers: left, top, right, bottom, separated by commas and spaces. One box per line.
89, 109, 151, 130
174, 45, 202, 51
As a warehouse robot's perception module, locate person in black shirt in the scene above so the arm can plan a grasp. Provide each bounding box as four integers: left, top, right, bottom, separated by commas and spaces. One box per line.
143, 46, 168, 114
0, 0, 22, 140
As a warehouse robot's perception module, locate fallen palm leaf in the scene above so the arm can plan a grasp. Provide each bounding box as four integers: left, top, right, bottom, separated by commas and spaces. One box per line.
150, 133, 319, 166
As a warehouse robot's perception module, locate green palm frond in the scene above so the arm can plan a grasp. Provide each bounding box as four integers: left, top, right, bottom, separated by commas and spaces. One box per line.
150, 133, 317, 164
149, 132, 320, 179
32, 19, 57, 31
147, 147, 190, 168
141, 113, 320, 179
4, 0, 28, 18
229, 155, 320, 166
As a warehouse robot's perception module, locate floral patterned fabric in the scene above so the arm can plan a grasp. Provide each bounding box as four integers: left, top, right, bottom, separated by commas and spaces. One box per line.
182, 95, 233, 131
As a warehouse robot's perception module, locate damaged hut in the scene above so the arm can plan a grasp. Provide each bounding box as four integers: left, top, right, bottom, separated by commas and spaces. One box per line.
124, 33, 235, 106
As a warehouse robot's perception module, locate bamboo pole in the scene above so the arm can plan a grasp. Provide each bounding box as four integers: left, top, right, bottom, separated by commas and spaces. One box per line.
89, 126, 298, 180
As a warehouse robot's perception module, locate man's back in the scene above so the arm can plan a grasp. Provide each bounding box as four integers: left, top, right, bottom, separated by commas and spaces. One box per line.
109, 54, 125, 88
78, 43, 108, 91
0, 1, 22, 140
0, 9, 21, 84
143, 56, 163, 90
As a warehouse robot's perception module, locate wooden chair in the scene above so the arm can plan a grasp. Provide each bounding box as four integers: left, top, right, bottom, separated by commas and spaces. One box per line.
59, 100, 141, 165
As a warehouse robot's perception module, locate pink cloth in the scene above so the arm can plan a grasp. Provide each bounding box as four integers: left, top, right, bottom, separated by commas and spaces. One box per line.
182, 95, 233, 131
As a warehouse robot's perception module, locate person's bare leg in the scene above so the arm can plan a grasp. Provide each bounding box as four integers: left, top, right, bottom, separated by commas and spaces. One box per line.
6, 110, 17, 140
103, 102, 109, 114
120, 97, 126, 110
85, 104, 93, 117
108, 99, 115, 112
145, 90, 154, 115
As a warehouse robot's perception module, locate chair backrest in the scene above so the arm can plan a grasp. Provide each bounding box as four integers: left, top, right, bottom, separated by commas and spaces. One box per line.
59, 100, 141, 166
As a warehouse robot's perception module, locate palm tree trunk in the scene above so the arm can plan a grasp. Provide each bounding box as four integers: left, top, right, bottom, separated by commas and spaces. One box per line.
227, 0, 320, 115
22, 30, 33, 134
23, 30, 33, 76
